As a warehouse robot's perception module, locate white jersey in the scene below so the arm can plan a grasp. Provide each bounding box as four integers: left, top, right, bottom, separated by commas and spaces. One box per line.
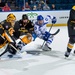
34, 15, 53, 38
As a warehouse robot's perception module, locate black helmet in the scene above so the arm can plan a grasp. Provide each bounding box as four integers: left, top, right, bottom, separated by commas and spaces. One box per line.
22, 14, 28, 20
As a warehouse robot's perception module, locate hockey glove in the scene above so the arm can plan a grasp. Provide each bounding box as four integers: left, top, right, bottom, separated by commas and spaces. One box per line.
32, 32, 37, 41
52, 17, 57, 24
43, 31, 50, 41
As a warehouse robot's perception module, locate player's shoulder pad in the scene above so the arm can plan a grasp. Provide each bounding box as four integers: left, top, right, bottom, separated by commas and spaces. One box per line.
15, 20, 22, 26
15, 20, 19, 24
28, 20, 34, 25
35, 22, 38, 25
18, 19, 22, 24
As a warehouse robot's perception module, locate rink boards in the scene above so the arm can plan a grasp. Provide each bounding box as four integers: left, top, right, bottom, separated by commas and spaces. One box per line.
0, 10, 69, 26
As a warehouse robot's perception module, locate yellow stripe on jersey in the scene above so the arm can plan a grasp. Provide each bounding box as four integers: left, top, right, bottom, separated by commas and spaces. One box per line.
18, 29, 28, 33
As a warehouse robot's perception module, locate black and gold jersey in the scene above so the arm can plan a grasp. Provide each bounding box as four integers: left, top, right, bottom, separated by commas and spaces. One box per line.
14, 19, 34, 38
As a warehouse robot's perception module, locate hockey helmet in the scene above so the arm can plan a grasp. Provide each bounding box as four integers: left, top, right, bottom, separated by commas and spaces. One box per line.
72, 6, 75, 10
22, 14, 28, 20
7, 13, 16, 23
37, 15, 44, 20
6, 13, 16, 26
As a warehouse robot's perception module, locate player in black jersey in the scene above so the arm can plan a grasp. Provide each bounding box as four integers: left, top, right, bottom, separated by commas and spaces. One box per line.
65, 6, 75, 57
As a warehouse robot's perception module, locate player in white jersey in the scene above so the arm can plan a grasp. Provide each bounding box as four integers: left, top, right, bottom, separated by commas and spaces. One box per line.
34, 15, 57, 51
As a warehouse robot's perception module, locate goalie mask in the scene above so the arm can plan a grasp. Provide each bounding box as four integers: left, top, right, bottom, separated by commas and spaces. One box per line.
6, 13, 16, 26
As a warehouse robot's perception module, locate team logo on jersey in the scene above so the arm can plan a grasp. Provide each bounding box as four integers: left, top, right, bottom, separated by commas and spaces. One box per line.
20, 24, 22, 26
5, 25, 9, 29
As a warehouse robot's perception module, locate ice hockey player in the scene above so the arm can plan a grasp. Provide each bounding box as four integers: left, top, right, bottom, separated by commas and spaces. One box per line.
0, 13, 18, 56
0, 13, 24, 58
14, 14, 34, 38
14, 14, 35, 45
65, 6, 75, 57
34, 15, 57, 51
0, 13, 33, 58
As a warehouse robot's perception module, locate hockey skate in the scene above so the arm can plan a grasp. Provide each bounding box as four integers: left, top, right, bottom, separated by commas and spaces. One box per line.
65, 51, 70, 57
8, 51, 27, 58
42, 44, 51, 51
72, 50, 75, 56
36, 44, 42, 49
73, 50, 75, 54
8, 54, 22, 58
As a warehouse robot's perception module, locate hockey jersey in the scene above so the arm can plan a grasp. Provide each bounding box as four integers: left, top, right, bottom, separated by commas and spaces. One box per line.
34, 15, 53, 38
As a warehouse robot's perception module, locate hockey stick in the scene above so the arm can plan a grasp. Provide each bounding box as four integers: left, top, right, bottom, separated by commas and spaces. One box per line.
9, 44, 19, 52
41, 23, 54, 48
41, 25, 60, 48
50, 29, 60, 35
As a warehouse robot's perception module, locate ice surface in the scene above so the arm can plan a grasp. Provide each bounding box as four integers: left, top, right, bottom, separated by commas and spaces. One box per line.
0, 26, 75, 75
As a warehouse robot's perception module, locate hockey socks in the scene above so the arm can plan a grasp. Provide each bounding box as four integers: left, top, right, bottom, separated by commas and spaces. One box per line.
65, 42, 74, 57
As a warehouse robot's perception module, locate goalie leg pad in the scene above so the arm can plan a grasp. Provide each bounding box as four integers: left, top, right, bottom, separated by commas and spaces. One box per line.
0, 44, 8, 57
8, 43, 17, 55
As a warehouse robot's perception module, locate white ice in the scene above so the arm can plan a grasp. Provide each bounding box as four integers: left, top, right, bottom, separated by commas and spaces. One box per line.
0, 26, 75, 75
